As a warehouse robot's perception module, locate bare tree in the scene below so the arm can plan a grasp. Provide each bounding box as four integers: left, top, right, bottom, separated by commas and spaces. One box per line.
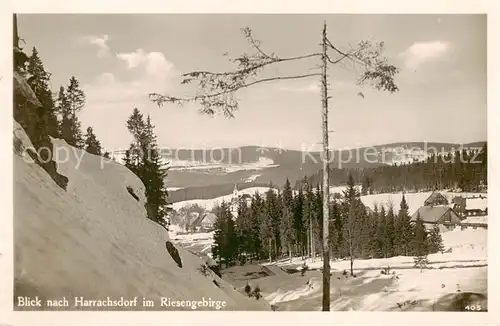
150, 21, 399, 311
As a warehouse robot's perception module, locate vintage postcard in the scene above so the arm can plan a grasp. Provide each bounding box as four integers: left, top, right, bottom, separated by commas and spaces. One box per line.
1, 1, 498, 325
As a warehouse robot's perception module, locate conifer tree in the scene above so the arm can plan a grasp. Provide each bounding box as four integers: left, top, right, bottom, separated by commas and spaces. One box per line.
124, 109, 169, 224
26, 47, 59, 138
83, 126, 102, 155
397, 193, 413, 256
249, 193, 265, 260
280, 179, 295, 261
236, 196, 253, 262
142, 115, 169, 224
427, 225, 444, 254
293, 188, 306, 258
58, 77, 85, 148
411, 213, 428, 256
212, 202, 238, 266
384, 204, 396, 257
375, 204, 387, 258
341, 173, 364, 275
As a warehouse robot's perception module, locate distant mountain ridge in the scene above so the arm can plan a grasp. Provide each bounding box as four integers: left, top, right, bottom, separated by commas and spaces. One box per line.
149, 141, 485, 188
157, 141, 486, 203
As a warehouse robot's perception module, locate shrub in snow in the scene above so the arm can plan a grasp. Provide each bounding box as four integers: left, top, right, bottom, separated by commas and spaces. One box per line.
381, 265, 391, 275
252, 285, 262, 300
301, 263, 309, 276
244, 283, 252, 297
413, 255, 429, 272
198, 263, 211, 277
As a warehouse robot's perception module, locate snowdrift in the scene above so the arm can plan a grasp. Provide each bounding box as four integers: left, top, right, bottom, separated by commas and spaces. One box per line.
13, 121, 268, 311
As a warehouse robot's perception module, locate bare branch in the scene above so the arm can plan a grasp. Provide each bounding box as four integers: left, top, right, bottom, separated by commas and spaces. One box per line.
150, 73, 320, 118
325, 38, 399, 93
151, 26, 321, 117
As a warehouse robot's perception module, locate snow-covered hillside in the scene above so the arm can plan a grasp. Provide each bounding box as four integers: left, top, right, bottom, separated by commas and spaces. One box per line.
13, 121, 268, 311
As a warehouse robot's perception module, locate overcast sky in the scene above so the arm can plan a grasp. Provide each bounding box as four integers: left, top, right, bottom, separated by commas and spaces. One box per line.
17, 14, 486, 151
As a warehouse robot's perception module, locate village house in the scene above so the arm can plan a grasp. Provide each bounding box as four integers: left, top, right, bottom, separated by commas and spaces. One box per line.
424, 191, 449, 206
190, 212, 218, 232
199, 212, 217, 231
229, 185, 253, 219
451, 195, 487, 217
411, 206, 461, 230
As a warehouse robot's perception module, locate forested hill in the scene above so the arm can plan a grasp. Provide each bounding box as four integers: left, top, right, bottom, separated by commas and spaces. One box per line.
301, 144, 488, 194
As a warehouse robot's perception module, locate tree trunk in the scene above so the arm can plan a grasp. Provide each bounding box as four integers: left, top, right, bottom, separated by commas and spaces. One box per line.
268, 238, 272, 263
289, 242, 292, 263
321, 22, 331, 311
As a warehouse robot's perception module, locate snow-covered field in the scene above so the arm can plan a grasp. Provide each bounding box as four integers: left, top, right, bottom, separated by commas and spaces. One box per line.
274, 228, 487, 272
170, 231, 215, 257
171, 222, 487, 311
263, 228, 488, 311
13, 121, 268, 311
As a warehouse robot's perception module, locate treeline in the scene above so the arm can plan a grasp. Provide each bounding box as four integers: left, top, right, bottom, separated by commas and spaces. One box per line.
302, 146, 488, 194
14, 36, 109, 160
212, 174, 444, 274
13, 23, 170, 229
13, 18, 108, 190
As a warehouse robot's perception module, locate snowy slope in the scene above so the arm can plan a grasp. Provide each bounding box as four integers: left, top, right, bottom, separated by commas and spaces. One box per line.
13, 121, 268, 311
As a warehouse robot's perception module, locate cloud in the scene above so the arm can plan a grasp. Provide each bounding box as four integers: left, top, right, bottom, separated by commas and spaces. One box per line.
117, 49, 175, 76
80, 34, 111, 58
400, 41, 452, 69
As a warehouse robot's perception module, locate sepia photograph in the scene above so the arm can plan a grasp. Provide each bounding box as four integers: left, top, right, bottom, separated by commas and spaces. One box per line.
8, 11, 492, 316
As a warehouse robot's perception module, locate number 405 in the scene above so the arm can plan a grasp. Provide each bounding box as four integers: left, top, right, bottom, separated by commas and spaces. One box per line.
465, 305, 482, 311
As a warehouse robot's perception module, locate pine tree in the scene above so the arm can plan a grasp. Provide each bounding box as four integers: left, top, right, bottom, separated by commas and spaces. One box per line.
397, 193, 413, 256
375, 204, 386, 258
26, 47, 59, 138
236, 196, 253, 263
58, 78, 84, 148
293, 187, 306, 258
142, 115, 169, 224
83, 126, 102, 155
280, 179, 295, 261
427, 225, 444, 254
124, 108, 146, 176
124, 109, 169, 224
411, 213, 428, 256
341, 173, 363, 275
384, 204, 396, 258
249, 193, 265, 260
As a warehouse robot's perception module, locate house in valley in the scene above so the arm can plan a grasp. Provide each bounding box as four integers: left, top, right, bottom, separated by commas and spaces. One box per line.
190, 212, 218, 232
411, 206, 461, 230
229, 185, 253, 219
451, 195, 487, 217
424, 191, 449, 206
200, 212, 218, 231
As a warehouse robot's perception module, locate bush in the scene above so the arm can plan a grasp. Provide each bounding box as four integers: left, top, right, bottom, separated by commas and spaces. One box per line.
244, 283, 252, 297
413, 255, 429, 272
252, 285, 262, 300
301, 263, 309, 276
198, 264, 211, 277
